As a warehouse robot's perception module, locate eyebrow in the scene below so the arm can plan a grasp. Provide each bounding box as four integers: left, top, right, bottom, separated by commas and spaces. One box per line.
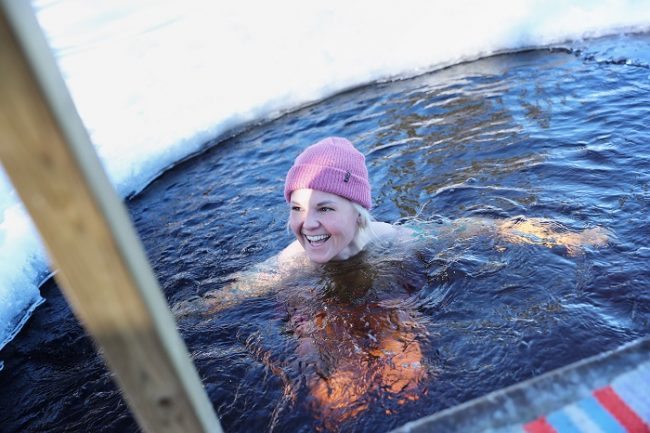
290, 200, 337, 206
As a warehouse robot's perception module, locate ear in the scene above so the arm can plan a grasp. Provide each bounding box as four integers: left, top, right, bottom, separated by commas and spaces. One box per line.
357, 213, 362, 225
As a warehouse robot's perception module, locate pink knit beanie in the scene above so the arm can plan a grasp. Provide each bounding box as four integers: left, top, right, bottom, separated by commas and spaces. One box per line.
284, 137, 372, 209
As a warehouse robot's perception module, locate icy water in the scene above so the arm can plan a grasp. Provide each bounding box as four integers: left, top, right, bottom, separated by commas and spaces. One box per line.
2, 34, 650, 433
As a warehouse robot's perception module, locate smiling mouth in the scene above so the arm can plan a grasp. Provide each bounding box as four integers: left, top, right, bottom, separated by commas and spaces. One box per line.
303, 233, 331, 245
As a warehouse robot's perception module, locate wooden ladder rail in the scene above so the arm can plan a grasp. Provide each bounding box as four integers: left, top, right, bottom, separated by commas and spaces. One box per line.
0, 2, 223, 432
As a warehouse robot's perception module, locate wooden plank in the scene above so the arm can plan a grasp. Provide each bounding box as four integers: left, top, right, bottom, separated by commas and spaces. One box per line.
0, 3, 223, 433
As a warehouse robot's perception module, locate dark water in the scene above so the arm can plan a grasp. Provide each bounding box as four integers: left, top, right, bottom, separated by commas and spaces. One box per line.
2, 33, 650, 433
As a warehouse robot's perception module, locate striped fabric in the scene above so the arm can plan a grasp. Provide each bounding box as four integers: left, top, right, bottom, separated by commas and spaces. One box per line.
522, 362, 650, 433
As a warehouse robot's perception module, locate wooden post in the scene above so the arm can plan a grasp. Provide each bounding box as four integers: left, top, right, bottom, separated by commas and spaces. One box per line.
0, 3, 223, 433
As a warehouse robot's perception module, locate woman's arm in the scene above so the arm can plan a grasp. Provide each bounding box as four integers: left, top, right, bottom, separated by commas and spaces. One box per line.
172, 255, 284, 318
436, 216, 609, 255
495, 217, 608, 254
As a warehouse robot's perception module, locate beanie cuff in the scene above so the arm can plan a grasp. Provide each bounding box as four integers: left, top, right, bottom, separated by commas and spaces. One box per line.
284, 163, 372, 209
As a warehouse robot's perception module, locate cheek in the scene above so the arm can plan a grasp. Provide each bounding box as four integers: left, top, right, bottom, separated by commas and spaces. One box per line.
344, 224, 358, 240
288, 214, 301, 233
328, 217, 358, 240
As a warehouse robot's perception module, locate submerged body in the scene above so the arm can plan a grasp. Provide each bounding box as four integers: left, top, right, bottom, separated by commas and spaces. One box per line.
174, 212, 606, 428
280, 244, 429, 429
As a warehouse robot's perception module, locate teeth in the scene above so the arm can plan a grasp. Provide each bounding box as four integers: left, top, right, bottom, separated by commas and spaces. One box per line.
304, 234, 330, 242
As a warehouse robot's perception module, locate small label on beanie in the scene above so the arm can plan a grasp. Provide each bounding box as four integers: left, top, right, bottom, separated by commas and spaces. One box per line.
344, 171, 351, 183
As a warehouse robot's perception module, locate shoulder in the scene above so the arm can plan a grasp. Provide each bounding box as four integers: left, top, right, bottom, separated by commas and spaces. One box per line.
367, 221, 419, 245
368, 221, 398, 238
372, 222, 431, 244
277, 240, 306, 268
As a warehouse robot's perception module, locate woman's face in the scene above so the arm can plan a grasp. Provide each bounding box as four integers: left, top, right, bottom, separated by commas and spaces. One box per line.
289, 189, 360, 263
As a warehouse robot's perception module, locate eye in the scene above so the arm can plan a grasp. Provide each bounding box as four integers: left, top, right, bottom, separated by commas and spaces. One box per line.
319, 207, 334, 212
291, 206, 302, 212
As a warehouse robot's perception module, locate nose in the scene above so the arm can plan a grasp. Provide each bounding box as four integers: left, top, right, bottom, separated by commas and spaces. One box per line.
303, 209, 320, 230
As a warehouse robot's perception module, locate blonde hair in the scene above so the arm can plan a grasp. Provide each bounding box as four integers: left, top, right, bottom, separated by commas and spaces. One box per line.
351, 202, 376, 244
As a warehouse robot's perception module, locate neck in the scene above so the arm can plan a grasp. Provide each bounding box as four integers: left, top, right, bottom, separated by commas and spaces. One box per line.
331, 226, 370, 261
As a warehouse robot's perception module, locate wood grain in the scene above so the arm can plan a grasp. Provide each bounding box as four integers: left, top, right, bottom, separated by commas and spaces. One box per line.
0, 4, 223, 433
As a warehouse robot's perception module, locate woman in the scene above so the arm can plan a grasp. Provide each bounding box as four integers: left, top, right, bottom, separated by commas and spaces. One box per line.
278, 136, 606, 265
174, 136, 607, 429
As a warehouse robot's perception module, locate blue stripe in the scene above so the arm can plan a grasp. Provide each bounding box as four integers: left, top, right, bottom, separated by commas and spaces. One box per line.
577, 396, 627, 433
547, 409, 582, 433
